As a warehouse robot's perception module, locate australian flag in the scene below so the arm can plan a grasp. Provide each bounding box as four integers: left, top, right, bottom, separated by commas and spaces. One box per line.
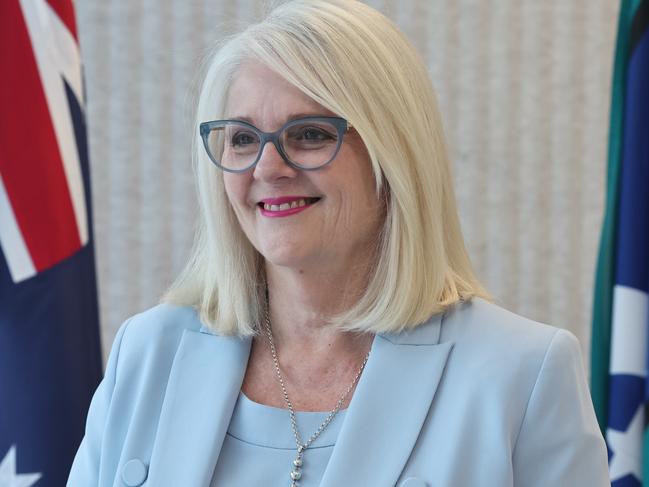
0, 0, 102, 486
590, 0, 649, 485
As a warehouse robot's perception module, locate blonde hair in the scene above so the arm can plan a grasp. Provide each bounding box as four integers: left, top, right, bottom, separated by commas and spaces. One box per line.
163, 0, 489, 336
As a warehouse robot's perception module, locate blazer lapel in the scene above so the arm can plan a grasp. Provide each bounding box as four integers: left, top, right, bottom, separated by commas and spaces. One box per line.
146, 328, 251, 486
320, 312, 454, 487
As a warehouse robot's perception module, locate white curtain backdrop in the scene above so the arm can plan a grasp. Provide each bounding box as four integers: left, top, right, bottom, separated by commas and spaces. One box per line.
75, 0, 619, 367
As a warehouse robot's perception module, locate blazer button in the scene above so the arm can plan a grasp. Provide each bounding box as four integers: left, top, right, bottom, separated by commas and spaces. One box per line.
121, 458, 148, 486
400, 478, 428, 487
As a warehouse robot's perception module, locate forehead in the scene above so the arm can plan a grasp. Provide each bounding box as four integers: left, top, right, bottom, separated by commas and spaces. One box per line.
225, 62, 334, 125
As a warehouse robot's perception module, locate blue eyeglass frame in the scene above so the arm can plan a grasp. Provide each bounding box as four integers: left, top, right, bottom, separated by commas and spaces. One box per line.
198, 116, 352, 173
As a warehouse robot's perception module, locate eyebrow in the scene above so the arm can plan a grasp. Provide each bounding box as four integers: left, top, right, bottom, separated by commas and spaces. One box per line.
227, 112, 334, 124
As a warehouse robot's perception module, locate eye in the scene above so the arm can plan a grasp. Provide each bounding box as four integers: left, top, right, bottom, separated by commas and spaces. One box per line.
294, 126, 336, 141
304, 128, 332, 140
231, 130, 257, 147
286, 124, 338, 146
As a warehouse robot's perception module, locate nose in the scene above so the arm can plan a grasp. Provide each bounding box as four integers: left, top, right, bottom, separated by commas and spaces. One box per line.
252, 140, 298, 181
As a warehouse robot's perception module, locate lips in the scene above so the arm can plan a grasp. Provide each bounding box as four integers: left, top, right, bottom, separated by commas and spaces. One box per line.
257, 196, 321, 217
258, 197, 319, 211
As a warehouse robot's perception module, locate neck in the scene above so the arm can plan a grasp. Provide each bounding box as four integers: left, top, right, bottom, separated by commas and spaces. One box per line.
242, 258, 374, 411
263, 257, 373, 356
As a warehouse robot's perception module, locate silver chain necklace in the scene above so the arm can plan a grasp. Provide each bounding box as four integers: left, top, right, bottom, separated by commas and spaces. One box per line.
263, 309, 370, 487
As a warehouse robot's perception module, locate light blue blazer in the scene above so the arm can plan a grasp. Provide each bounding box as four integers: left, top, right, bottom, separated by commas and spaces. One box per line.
67, 298, 609, 487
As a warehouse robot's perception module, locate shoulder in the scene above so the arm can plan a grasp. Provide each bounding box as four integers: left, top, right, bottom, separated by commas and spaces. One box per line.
98, 304, 220, 431
441, 297, 580, 362
397, 306, 607, 484
437, 298, 586, 407
121, 302, 204, 337
108, 304, 206, 379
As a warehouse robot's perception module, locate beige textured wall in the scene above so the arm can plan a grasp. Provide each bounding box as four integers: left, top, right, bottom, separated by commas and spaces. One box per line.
75, 0, 619, 366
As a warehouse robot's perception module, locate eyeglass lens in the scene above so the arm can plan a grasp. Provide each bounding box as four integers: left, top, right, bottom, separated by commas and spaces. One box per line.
205, 120, 340, 171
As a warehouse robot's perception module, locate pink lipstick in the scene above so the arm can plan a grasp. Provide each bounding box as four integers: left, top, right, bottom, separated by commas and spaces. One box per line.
258, 196, 320, 218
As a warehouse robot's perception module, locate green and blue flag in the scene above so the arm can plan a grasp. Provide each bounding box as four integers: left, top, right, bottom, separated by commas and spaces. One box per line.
591, 1, 649, 485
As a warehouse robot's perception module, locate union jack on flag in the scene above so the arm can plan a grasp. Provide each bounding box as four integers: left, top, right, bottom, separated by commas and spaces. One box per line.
0, 0, 102, 485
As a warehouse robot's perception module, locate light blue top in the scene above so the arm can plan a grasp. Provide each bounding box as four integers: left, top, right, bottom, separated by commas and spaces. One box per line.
68, 299, 609, 487
210, 392, 345, 487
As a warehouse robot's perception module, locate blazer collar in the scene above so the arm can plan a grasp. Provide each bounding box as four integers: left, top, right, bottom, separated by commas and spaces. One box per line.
320, 311, 453, 487
146, 311, 452, 487
146, 329, 252, 486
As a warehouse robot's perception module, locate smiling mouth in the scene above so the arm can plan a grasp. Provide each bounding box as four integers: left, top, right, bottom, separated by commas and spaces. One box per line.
258, 197, 321, 212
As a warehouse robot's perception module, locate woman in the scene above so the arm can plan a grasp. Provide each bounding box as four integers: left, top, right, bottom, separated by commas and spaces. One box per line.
68, 1, 609, 486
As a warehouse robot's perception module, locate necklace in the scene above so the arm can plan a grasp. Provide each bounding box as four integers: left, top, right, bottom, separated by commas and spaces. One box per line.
263, 309, 370, 487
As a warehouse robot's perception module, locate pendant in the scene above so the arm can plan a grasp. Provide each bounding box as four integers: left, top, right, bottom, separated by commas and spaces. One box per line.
290, 445, 304, 486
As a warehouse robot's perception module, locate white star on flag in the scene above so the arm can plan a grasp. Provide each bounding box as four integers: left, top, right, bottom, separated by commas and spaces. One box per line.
0, 446, 42, 487
607, 402, 644, 482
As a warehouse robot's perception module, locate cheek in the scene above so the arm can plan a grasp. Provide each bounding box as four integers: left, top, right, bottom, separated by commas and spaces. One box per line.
222, 175, 256, 236
326, 148, 382, 231
344, 141, 380, 211
223, 174, 249, 209
326, 174, 381, 241
350, 173, 385, 242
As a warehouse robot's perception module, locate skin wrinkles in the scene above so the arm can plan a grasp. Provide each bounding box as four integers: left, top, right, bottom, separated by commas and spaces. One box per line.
223, 62, 382, 281
223, 62, 384, 410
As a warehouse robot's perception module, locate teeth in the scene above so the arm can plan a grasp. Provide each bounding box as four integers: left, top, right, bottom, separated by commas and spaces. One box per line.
263, 198, 312, 212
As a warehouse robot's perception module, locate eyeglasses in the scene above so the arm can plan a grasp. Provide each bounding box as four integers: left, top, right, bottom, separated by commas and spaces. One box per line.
199, 116, 352, 173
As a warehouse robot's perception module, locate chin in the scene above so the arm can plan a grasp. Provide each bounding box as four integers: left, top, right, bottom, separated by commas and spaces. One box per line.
257, 242, 297, 262
258, 245, 317, 270
261, 253, 307, 270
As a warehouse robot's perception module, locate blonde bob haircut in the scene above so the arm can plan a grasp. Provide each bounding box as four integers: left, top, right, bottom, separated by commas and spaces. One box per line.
163, 0, 489, 336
